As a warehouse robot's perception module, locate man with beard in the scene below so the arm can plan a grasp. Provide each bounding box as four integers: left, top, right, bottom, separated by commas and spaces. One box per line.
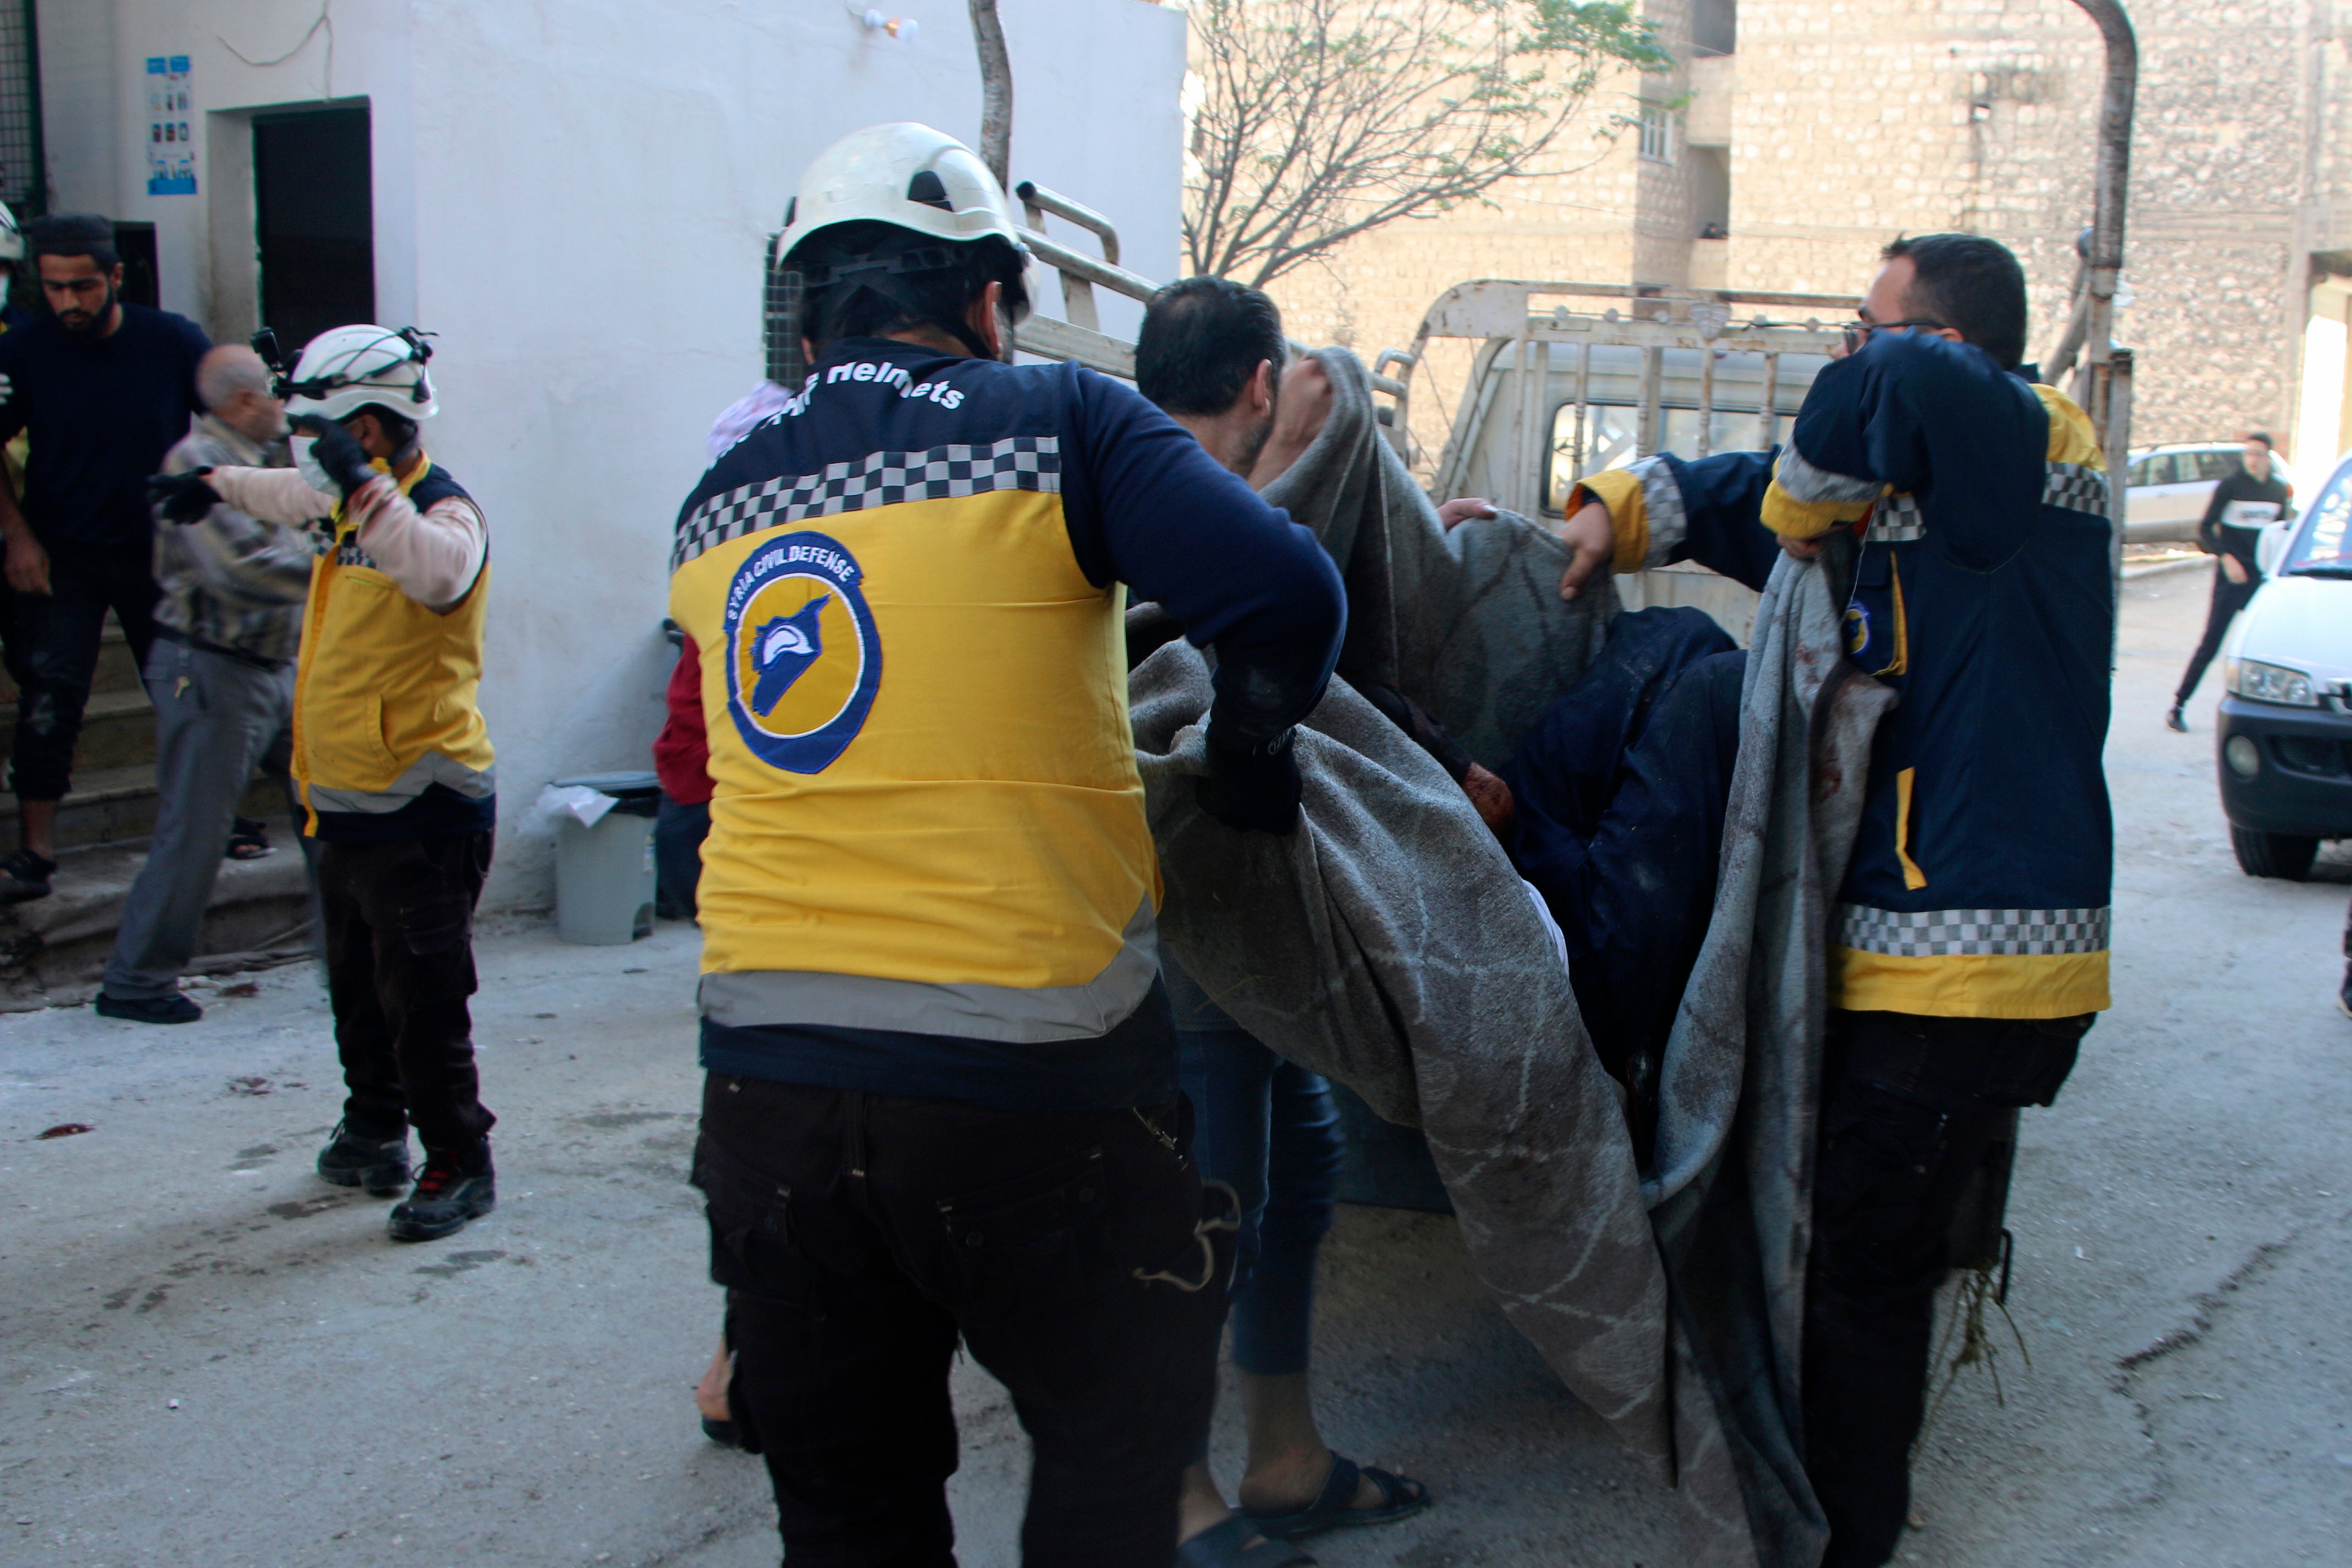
0, 213, 210, 901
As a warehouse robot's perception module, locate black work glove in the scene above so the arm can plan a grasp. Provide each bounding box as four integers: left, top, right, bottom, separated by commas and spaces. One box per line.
1195, 725, 1304, 836
289, 415, 379, 498
148, 469, 223, 525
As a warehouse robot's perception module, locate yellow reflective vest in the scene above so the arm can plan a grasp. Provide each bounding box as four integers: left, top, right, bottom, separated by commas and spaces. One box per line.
293, 457, 496, 840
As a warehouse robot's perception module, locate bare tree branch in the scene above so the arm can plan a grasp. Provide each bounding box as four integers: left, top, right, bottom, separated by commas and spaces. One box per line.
969, 0, 1014, 188
1183, 0, 1669, 287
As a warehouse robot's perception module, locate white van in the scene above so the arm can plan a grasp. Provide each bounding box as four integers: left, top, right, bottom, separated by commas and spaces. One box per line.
2214, 451, 2352, 877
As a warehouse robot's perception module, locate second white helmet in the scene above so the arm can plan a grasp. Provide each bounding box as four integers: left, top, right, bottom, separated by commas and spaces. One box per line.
284, 325, 438, 422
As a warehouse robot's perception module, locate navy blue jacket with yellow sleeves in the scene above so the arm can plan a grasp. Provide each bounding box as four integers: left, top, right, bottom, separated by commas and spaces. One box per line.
1577, 331, 2113, 1019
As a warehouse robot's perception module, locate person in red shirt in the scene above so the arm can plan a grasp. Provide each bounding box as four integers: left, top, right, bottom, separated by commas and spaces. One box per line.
652, 628, 713, 919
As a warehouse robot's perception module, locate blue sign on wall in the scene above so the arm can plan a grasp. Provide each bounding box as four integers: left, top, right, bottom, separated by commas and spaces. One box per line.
146, 55, 196, 196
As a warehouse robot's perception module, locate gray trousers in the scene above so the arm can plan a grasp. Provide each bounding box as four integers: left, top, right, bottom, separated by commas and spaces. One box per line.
102, 638, 301, 999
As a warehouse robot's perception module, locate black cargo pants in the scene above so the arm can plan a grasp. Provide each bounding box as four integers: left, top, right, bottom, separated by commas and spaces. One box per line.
694, 1073, 1230, 1568
1803, 1008, 2091, 1568
318, 832, 497, 1155
4, 537, 160, 802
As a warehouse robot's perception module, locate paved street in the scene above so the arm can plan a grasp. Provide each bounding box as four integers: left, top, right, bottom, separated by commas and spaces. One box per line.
4, 563, 2348, 1568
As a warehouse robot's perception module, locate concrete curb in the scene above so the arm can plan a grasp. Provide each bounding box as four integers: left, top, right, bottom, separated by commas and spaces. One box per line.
2122, 555, 2211, 582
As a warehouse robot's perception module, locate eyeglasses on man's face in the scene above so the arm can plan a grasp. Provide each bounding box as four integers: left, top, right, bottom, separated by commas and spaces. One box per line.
1841, 318, 1948, 355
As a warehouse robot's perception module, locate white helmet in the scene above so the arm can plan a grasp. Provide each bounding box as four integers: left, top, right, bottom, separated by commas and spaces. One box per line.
780, 122, 1029, 266
0, 202, 21, 266
767, 123, 1033, 379
283, 325, 438, 422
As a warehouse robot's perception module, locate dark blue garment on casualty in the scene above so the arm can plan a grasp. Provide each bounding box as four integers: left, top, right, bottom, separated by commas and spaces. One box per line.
0, 304, 211, 546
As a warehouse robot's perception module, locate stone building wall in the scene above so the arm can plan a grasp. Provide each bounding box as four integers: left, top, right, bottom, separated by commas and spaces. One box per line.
1249, 0, 2347, 460
1731, 0, 2316, 449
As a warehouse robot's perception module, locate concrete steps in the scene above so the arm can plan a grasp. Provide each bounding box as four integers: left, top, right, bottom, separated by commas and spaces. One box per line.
0, 762, 288, 847
0, 832, 315, 1009
1, 614, 315, 1008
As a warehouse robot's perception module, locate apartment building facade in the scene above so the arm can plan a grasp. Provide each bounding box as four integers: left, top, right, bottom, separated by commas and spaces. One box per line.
1265, 0, 2352, 463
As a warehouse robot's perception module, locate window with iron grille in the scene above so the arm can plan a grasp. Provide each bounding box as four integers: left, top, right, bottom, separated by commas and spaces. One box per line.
0, 1, 42, 217
1638, 102, 1673, 164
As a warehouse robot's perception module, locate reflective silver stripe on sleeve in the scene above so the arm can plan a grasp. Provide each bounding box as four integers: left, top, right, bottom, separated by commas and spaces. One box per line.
1836, 903, 2110, 957
697, 893, 1161, 1044
1774, 442, 1883, 505
2043, 461, 2110, 518
1629, 455, 1688, 566
674, 436, 1062, 570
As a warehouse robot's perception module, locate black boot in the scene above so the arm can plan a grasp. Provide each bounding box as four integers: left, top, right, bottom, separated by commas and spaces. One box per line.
2166, 705, 2188, 733
388, 1145, 496, 1243
317, 1121, 412, 1196
0, 848, 55, 903
95, 991, 203, 1024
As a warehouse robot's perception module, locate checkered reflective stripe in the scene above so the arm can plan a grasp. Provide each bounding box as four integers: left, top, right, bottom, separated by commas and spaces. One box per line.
1867, 492, 1925, 544
673, 437, 1061, 569
1776, 442, 1882, 504
1837, 903, 2110, 956
323, 535, 378, 569
2043, 462, 2109, 518
1633, 456, 1688, 561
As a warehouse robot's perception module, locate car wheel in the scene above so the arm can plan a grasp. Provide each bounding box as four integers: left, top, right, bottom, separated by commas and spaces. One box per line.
2230, 826, 2319, 880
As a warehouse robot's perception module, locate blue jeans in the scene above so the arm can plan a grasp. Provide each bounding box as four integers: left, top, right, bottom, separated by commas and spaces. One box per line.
1176, 1027, 1342, 1377
653, 794, 710, 919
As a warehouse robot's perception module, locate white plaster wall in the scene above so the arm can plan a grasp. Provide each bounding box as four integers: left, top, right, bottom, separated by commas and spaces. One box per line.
57, 0, 1186, 908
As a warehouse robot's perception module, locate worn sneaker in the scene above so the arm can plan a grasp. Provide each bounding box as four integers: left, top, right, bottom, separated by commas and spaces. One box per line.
0, 848, 55, 903
94, 991, 203, 1024
2166, 706, 2189, 733
317, 1121, 413, 1196
388, 1148, 496, 1243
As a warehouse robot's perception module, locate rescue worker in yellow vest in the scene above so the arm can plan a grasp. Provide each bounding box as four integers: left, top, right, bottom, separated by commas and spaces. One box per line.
149, 325, 499, 1245
670, 125, 1345, 1567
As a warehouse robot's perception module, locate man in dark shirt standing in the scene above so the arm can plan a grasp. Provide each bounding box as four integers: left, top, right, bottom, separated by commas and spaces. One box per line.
2169, 432, 2293, 732
0, 214, 210, 901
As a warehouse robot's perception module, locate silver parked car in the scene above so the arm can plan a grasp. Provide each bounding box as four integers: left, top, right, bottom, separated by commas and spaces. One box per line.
2124, 442, 2297, 544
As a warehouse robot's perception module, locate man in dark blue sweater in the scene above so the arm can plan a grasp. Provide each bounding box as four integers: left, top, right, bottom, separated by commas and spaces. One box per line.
0, 214, 210, 901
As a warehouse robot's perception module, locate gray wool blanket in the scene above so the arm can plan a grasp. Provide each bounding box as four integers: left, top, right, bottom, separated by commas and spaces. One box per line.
1129, 350, 1889, 1568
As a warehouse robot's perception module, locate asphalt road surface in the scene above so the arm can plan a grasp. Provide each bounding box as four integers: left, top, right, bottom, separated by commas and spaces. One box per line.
4, 563, 2347, 1567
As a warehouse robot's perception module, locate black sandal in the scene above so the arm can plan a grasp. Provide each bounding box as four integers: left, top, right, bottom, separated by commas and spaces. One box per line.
224, 817, 275, 861
1243, 1454, 1428, 1540
1176, 1515, 1317, 1566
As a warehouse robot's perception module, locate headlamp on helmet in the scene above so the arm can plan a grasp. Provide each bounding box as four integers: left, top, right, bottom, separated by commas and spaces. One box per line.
269, 324, 441, 423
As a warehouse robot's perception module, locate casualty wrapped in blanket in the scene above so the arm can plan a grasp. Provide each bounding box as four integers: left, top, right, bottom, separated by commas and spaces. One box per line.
1128, 347, 1892, 1568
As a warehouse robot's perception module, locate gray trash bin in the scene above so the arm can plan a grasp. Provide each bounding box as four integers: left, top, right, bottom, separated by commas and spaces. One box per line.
551, 771, 661, 946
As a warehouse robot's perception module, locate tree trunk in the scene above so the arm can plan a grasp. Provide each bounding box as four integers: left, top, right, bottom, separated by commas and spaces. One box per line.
968, 0, 1014, 188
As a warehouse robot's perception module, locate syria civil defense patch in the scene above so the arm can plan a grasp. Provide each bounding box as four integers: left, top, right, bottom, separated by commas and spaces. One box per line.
722, 530, 882, 773
1843, 603, 1872, 659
